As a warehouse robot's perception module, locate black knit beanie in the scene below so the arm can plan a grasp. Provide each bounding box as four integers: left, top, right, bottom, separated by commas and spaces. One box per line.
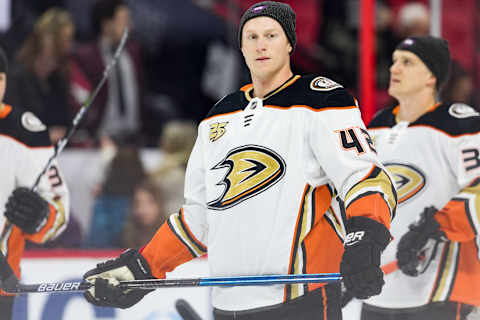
396, 36, 451, 90
0, 46, 7, 74
238, 1, 296, 54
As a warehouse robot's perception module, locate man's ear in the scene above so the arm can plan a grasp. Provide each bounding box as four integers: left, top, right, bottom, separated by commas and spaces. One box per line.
426, 74, 437, 89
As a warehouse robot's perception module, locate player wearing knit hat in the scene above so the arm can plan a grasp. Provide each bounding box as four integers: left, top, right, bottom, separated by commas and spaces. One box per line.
83, 2, 396, 319
359, 35, 480, 320
394, 36, 450, 91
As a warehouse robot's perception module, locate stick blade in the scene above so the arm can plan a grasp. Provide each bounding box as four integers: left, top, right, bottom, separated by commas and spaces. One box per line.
175, 299, 203, 320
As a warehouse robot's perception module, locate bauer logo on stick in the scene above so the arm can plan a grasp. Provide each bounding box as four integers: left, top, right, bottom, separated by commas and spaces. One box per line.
38, 282, 81, 292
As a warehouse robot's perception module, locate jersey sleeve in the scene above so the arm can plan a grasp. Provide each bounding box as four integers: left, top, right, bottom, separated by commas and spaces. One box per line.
435, 131, 480, 242
16, 146, 70, 244
307, 90, 397, 228
142, 128, 208, 279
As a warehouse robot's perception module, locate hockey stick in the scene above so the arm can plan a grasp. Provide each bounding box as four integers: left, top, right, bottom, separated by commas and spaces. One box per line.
31, 26, 129, 189
0, 28, 129, 244
0, 252, 340, 294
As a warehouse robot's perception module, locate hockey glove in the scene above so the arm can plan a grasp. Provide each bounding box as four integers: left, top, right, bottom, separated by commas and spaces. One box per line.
340, 216, 391, 299
396, 206, 446, 277
5, 187, 50, 234
83, 249, 154, 309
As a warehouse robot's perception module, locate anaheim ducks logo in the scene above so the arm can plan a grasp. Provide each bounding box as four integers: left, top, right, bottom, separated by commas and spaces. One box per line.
385, 163, 426, 204
210, 122, 228, 142
208, 145, 286, 210
310, 76, 343, 91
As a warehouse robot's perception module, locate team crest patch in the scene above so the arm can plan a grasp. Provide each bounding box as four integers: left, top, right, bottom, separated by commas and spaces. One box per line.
310, 76, 343, 91
385, 163, 426, 205
209, 122, 228, 142
448, 103, 480, 119
208, 145, 286, 210
21, 112, 47, 132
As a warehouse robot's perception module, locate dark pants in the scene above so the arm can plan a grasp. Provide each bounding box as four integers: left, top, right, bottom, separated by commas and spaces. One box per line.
361, 301, 474, 320
0, 296, 14, 320
213, 284, 341, 320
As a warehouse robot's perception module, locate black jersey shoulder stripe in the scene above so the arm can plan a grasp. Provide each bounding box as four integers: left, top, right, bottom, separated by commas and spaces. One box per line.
411, 103, 480, 136
0, 105, 51, 148
203, 91, 245, 120
368, 106, 397, 129
264, 75, 357, 111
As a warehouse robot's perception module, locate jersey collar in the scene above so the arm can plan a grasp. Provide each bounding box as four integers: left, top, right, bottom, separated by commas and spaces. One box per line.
242, 75, 301, 102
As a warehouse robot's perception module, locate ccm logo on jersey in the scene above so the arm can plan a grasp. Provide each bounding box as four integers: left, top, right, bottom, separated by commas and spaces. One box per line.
385, 163, 426, 204
345, 231, 365, 246
208, 145, 286, 210
210, 122, 228, 142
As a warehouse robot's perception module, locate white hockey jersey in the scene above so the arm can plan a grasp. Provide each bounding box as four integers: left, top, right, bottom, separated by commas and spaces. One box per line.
0, 104, 70, 290
142, 75, 396, 311
365, 103, 480, 308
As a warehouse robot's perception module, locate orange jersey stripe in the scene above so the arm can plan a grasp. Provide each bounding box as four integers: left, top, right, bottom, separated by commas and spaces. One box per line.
436, 200, 476, 242
1, 226, 24, 296
141, 222, 195, 279
346, 193, 391, 228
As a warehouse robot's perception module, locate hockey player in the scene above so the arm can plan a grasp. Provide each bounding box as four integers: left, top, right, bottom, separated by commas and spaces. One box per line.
0, 47, 70, 319
82, 2, 397, 319
361, 36, 480, 319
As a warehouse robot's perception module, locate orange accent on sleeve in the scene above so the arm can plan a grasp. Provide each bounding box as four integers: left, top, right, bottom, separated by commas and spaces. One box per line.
24, 204, 57, 244
1, 226, 24, 296
141, 222, 195, 279
381, 260, 398, 275
435, 200, 476, 242
346, 193, 391, 229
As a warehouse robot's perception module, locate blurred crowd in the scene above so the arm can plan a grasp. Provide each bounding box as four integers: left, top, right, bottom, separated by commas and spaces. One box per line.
1, 0, 478, 249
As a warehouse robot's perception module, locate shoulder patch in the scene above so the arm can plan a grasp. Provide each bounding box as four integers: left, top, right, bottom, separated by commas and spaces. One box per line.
21, 112, 47, 132
310, 76, 343, 92
448, 103, 480, 119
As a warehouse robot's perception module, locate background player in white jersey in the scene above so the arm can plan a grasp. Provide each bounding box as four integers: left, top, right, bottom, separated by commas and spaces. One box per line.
82, 2, 397, 319
362, 36, 480, 319
0, 46, 70, 319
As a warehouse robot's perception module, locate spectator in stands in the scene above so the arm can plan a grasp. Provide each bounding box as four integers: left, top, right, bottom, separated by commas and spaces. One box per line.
121, 180, 168, 249
149, 120, 197, 216
395, 2, 430, 38
85, 133, 146, 248
5, 7, 75, 144
72, 0, 147, 145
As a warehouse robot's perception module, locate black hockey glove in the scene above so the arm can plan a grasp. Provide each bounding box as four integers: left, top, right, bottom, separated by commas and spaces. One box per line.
396, 206, 446, 277
5, 187, 50, 234
340, 216, 391, 299
83, 249, 154, 309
